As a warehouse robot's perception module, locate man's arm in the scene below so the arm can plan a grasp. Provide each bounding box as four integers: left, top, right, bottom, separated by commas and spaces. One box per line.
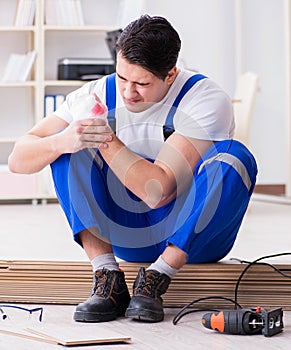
8, 115, 112, 174
100, 133, 212, 209
8, 116, 68, 174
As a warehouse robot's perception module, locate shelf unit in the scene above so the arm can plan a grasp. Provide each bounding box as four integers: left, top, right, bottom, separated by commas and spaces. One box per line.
0, 0, 121, 200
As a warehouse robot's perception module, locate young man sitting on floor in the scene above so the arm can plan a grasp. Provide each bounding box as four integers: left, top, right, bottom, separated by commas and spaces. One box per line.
8, 15, 257, 323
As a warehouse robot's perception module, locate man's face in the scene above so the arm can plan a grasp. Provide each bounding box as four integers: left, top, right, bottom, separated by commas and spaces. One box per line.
116, 53, 176, 113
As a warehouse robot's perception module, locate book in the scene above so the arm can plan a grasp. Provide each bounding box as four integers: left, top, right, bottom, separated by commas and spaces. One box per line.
45, 0, 84, 26
0, 325, 131, 346
1, 50, 36, 82
20, 50, 37, 81
14, 0, 36, 26
1, 54, 21, 82
73, 0, 85, 26
44, 0, 58, 25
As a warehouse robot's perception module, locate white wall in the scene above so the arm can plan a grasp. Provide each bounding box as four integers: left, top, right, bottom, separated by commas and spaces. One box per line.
145, 0, 236, 94
240, 0, 286, 184
145, 0, 287, 185
1, 0, 287, 185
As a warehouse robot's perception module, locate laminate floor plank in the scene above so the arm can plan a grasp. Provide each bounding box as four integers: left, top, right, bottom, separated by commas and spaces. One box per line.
0, 305, 290, 349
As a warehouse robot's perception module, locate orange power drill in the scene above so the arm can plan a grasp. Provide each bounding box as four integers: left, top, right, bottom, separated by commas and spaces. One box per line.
202, 307, 283, 337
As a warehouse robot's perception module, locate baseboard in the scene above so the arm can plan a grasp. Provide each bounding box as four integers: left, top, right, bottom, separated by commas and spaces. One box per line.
254, 184, 285, 196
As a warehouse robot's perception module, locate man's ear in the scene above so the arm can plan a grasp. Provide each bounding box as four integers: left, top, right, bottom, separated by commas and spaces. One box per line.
166, 67, 178, 85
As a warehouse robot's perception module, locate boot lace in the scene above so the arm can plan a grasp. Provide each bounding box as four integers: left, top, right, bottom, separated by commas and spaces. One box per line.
91, 269, 110, 296
136, 270, 161, 297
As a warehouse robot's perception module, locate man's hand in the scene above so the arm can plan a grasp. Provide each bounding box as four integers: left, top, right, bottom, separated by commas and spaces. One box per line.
57, 117, 113, 154
8, 113, 113, 174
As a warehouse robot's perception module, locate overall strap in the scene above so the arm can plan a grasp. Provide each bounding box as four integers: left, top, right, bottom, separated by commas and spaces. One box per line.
105, 72, 117, 131
163, 73, 207, 140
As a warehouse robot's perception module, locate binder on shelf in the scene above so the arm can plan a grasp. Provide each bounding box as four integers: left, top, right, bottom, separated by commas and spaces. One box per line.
55, 94, 66, 109
44, 95, 55, 117
1, 50, 36, 83
44, 94, 65, 117
14, 0, 36, 26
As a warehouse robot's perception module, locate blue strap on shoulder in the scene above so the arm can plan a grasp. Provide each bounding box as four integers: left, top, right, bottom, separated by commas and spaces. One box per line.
163, 73, 207, 139
105, 72, 207, 139
105, 72, 117, 131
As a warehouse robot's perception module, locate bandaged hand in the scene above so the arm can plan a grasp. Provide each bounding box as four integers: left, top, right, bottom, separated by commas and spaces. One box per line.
58, 93, 113, 153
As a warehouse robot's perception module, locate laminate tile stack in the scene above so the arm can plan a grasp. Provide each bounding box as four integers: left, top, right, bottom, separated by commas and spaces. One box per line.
0, 260, 291, 310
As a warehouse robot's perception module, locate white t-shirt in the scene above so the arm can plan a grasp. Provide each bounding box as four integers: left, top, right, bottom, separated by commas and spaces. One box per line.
54, 69, 234, 159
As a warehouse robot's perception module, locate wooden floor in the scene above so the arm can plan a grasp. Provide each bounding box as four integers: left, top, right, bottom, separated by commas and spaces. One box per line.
0, 304, 290, 349
0, 196, 291, 348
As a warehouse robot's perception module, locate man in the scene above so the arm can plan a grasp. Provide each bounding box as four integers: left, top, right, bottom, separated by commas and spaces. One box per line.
8, 15, 257, 323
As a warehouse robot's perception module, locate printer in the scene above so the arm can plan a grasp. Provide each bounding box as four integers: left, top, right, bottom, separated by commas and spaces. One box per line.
57, 58, 115, 80
57, 29, 122, 81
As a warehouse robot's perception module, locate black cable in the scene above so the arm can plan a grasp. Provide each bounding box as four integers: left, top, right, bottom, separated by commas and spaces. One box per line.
231, 252, 291, 308
231, 258, 291, 278
173, 308, 220, 325
173, 296, 243, 325
173, 252, 291, 324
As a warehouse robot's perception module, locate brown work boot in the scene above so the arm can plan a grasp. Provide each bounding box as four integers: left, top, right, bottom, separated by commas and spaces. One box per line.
125, 267, 171, 322
74, 268, 130, 322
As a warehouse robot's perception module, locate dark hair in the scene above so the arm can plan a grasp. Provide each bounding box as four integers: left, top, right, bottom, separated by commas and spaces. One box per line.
116, 15, 181, 80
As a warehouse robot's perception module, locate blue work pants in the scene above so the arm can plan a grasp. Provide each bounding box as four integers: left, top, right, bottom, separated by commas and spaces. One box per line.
50, 140, 257, 263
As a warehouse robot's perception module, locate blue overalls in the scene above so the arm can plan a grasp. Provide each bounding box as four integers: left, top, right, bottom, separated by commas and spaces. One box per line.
50, 74, 257, 263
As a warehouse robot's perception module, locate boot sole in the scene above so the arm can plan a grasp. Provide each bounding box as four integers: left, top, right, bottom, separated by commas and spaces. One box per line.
125, 307, 164, 322
74, 310, 118, 323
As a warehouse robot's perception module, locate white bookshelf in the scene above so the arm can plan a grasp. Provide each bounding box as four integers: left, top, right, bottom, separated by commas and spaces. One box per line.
0, 0, 121, 200
44, 25, 116, 31
44, 80, 84, 87
0, 26, 35, 32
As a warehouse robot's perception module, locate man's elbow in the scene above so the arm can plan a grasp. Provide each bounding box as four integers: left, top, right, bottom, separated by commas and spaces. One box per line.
8, 154, 30, 174
145, 194, 175, 209
144, 191, 175, 209
143, 179, 176, 209
8, 157, 21, 174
